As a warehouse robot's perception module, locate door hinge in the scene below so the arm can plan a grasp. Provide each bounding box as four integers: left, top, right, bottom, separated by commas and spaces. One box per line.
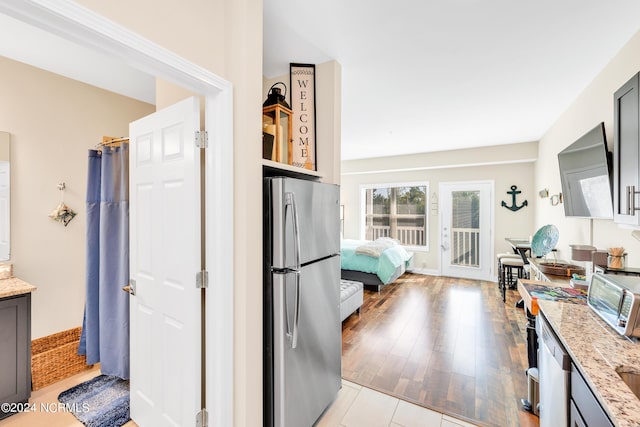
196, 270, 208, 289
196, 408, 208, 427
195, 130, 208, 148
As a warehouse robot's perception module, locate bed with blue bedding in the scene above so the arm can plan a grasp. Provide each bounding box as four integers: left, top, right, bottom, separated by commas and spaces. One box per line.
340, 238, 413, 290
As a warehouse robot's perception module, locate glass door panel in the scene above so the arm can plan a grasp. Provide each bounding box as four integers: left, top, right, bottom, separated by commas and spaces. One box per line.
440, 182, 493, 281
450, 190, 480, 267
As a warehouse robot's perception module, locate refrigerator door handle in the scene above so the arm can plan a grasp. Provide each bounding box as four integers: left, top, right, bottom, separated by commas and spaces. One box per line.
283, 273, 292, 342
282, 270, 301, 349
285, 191, 302, 349
285, 192, 302, 271
291, 270, 301, 349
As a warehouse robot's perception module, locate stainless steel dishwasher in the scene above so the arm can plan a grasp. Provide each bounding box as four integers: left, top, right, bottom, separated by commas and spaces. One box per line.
537, 313, 571, 427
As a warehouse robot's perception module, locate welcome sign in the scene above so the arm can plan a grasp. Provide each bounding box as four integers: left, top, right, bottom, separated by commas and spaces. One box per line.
290, 63, 316, 170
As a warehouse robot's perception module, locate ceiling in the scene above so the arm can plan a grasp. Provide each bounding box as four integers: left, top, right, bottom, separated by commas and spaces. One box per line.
0, 13, 155, 104
3, 3, 640, 163
264, 0, 640, 160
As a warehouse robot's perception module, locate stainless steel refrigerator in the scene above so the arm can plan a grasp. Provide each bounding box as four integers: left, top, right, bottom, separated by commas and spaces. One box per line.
263, 176, 341, 427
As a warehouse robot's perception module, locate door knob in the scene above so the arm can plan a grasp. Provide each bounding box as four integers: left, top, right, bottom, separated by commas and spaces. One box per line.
122, 279, 136, 296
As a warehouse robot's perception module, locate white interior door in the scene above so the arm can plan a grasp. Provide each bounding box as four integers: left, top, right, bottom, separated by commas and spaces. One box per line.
129, 97, 202, 426
440, 181, 494, 281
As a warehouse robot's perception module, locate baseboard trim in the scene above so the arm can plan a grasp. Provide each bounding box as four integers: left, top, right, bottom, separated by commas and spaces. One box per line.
407, 268, 439, 276
407, 269, 503, 283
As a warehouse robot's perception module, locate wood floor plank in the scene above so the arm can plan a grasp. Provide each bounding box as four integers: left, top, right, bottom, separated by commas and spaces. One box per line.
341, 273, 539, 427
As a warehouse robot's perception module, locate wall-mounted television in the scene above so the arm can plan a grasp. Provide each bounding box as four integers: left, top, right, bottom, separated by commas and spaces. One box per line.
557, 122, 613, 218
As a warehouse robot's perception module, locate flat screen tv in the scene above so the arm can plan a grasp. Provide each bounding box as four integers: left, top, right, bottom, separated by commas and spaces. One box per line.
557, 122, 613, 218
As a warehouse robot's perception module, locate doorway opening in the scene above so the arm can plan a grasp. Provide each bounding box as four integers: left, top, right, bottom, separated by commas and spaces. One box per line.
0, 1, 234, 425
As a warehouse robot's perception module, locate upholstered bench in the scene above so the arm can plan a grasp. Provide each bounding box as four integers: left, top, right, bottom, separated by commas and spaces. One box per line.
340, 279, 363, 322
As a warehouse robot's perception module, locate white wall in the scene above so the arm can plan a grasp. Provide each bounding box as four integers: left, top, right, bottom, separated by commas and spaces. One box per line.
535, 29, 640, 265
341, 142, 537, 273
0, 56, 154, 339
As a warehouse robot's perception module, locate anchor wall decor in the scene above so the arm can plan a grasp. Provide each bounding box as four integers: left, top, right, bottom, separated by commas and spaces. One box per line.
502, 185, 528, 212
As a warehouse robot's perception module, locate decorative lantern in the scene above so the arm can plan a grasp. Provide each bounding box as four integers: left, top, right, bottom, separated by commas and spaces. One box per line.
263, 82, 293, 164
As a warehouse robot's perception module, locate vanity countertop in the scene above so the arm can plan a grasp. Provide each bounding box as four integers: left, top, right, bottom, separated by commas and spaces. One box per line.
0, 277, 37, 299
538, 300, 640, 427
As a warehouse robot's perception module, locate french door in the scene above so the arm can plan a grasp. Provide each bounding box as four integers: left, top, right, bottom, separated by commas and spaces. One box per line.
439, 181, 494, 281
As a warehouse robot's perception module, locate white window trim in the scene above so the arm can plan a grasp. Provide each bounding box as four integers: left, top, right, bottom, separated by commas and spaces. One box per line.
359, 181, 429, 251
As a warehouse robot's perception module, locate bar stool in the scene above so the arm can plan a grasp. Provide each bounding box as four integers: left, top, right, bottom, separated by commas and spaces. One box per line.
501, 257, 526, 302
497, 253, 521, 291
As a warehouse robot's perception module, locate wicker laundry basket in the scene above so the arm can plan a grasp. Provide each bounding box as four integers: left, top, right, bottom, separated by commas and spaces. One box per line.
31, 327, 93, 390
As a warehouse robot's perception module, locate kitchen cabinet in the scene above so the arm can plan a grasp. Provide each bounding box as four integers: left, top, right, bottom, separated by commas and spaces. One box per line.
569, 401, 587, 427
570, 363, 613, 427
0, 293, 31, 420
613, 72, 640, 225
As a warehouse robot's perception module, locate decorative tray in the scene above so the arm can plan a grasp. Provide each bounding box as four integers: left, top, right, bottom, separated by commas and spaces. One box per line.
537, 261, 585, 277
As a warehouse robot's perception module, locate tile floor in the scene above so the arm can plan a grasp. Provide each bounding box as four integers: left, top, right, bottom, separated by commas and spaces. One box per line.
317, 380, 478, 427
0, 366, 135, 427
0, 368, 477, 427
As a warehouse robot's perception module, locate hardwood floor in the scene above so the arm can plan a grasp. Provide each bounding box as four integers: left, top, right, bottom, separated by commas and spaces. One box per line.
341, 273, 539, 427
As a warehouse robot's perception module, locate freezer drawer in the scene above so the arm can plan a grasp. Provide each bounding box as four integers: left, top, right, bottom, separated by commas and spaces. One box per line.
271, 256, 341, 427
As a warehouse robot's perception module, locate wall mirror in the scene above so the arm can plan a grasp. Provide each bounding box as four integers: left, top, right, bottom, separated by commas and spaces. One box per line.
0, 132, 9, 261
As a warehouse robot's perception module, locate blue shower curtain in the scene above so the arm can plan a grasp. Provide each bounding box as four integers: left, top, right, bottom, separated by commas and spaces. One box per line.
78, 145, 130, 379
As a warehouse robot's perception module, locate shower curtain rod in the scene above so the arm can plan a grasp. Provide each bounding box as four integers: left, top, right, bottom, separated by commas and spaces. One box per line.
96, 136, 129, 149
101, 137, 129, 144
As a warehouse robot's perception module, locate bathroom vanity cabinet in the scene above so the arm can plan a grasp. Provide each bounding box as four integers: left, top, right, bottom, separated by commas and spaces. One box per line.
0, 293, 31, 420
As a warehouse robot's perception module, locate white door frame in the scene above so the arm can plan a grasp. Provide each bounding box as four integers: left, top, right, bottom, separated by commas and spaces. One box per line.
439, 180, 494, 281
0, 1, 234, 425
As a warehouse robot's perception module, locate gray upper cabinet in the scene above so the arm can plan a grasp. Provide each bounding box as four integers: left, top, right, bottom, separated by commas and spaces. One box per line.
613, 72, 640, 225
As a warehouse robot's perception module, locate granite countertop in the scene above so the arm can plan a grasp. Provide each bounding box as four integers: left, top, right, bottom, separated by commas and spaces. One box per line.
538, 300, 640, 427
0, 276, 37, 298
